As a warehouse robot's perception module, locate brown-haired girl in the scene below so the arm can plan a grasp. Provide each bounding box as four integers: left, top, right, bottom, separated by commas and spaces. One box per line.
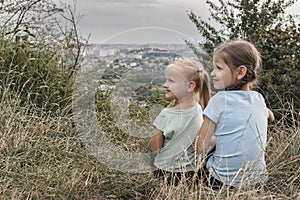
197, 39, 274, 189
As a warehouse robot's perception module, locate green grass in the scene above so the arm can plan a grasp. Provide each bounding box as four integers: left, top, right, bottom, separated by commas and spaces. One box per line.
0, 92, 299, 199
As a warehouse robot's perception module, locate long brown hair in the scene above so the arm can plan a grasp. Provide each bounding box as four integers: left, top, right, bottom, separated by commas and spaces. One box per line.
173, 59, 211, 109
213, 39, 262, 90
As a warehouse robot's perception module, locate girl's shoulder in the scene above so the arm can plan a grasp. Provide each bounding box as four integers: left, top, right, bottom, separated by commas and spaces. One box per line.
164, 103, 201, 113
215, 90, 264, 97
211, 90, 266, 103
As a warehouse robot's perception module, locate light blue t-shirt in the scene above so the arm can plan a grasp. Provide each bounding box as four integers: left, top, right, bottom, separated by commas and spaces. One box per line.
153, 103, 203, 172
204, 91, 269, 187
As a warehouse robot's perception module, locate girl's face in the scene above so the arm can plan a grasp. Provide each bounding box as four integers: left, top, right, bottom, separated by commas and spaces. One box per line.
163, 65, 190, 100
211, 53, 238, 90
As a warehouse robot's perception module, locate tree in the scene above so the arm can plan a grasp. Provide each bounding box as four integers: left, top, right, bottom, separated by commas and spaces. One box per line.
187, 0, 300, 111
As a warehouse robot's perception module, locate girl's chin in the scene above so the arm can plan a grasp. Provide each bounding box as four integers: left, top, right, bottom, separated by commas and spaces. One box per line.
165, 95, 175, 100
213, 84, 225, 90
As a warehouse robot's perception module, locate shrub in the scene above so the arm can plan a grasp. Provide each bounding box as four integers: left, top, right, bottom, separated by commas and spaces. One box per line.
0, 36, 75, 113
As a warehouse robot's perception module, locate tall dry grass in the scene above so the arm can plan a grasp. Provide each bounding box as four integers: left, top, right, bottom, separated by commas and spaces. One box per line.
0, 88, 299, 199
148, 102, 300, 200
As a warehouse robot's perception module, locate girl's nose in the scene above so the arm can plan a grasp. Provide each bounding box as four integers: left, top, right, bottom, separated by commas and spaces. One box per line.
163, 82, 168, 88
210, 70, 215, 77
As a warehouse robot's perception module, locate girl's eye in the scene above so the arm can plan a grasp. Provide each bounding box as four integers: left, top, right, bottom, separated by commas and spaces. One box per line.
216, 65, 222, 70
166, 77, 174, 82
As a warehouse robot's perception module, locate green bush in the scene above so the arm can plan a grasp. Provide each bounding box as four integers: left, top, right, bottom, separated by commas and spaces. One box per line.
0, 37, 75, 113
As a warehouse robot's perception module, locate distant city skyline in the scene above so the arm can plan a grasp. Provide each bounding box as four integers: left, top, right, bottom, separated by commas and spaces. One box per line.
57, 0, 300, 44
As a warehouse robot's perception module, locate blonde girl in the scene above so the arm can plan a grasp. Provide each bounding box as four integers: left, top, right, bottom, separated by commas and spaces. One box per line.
149, 59, 211, 184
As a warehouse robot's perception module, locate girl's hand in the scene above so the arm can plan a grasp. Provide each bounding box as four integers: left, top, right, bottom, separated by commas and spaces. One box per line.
267, 108, 275, 123
210, 135, 217, 147
196, 116, 216, 155
149, 129, 164, 153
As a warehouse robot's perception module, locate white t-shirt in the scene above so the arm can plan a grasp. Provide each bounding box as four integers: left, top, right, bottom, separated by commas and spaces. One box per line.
204, 91, 269, 187
153, 103, 203, 172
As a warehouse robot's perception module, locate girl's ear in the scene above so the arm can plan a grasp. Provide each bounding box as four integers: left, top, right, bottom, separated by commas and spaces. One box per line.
187, 81, 196, 92
237, 65, 247, 80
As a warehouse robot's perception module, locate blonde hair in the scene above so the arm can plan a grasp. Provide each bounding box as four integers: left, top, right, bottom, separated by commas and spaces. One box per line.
214, 39, 262, 90
172, 59, 211, 109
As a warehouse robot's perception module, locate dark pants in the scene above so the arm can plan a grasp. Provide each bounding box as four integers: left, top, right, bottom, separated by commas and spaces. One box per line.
202, 167, 225, 190
153, 167, 231, 190
153, 169, 199, 186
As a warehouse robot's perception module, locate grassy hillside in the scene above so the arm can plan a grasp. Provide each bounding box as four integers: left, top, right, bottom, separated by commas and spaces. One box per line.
0, 90, 299, 199
1, 0, 298, 198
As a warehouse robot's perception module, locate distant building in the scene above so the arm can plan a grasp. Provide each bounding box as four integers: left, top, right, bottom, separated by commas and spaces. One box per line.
135, 52, 143, 59
99, 48, 117, 57
130, 62, 137, 67
98, 84, 115, 91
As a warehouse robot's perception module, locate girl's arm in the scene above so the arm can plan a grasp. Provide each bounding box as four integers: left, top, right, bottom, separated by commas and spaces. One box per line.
196, 116, 216, 155
149, 129, 164, 153
268, 108, 275, 123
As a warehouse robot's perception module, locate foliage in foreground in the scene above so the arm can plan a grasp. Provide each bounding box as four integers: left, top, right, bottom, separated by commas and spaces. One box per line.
0, 0, 86, 113
0, 92, 299, 199
0, 38, 74, 113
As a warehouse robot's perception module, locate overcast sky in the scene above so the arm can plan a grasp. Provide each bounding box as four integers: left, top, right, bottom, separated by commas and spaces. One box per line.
57, 0, 300, 44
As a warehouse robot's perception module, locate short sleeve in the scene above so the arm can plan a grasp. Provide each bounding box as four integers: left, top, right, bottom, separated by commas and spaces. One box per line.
203, 92, 225, 124
152, 109, 167, 132
256, 92, 269, 117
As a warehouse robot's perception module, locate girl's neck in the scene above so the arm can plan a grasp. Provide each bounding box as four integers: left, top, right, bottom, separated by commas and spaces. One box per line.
226, 83, 251, 91
240, 84, 251, 91
172, 97, 197, 110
